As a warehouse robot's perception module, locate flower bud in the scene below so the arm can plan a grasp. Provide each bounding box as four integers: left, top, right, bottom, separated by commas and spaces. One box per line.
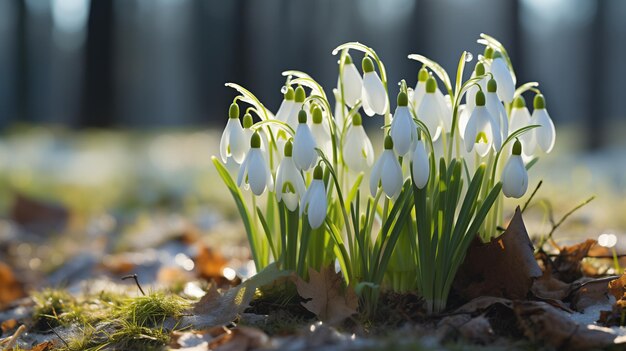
284, 87, 295, 101
352, 112, 362, 126
475, 62, 485, 76
343, 53, 353, 65
487, 78, 497, 93
250, 132, 261, 148
513, 96, 526, 109
418, 67, 429, 82
229, 102, 239, 119
512, 139, 522, 156
298, 109, 307, 124
362, 56, 375, 73
243, 113, 253, 128
295, 85, 306, 103
534, 94, 546, 109
425, 76, 437, 93
312, 106, 323, 124
484, 46, 494, 59
313, 165, 323, 179
475, 90, 486, 106
397, 91, 408, 107
284, 140, 293, 157
384, 135, 394, 150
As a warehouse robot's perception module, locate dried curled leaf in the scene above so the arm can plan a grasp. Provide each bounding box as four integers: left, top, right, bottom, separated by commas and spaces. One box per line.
454, 208, 542, 300
293, 265, 357, 325
552, 239, 597, 283
0, 262, 25, 309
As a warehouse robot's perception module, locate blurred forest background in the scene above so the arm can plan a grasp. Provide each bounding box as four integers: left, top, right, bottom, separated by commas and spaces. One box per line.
0, 0, 625, 151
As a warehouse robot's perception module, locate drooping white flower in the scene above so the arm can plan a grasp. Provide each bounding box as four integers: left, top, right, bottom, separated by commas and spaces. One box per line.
275, 140, 306, 211
292, 109, 318, 171
361, 57, 388, 116
339, 54, 363, 108
489, 51, 515, 103
343, 113, 374, 172
275, 86, 295, 123
390, 91, 417, 156
310, 105, 333, 162
436, 91, 453, 132
370, 136, 403, 199
333, 89, 349, 133
509, 96, 536, 156
485, 78, 509, 143
286, 85, 306, 130
465, 62, 487, 113
412, 67, 429, 110
411, 139, 429, 189
531, 94, 556, 153
300, 165, 327, 229
464, 91, 502, 156
237, 132, 273, 195
416, 77, 444, 141
501, 140, 528, 198
220, 102, 247, 163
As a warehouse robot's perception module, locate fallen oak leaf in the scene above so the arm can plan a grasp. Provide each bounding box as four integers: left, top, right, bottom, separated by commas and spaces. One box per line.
552, 239, 597, 283
0, 262, 25, 309
209, 326, 269, 351
453, 207, 542, 301
182, 262, 289, 329
292, 265, 358, 325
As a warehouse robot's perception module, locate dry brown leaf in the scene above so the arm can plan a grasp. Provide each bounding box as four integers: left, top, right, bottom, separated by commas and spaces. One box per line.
29, 341, 56, 351
1, 319, 18, 336
570, 278, 611, 312
514, 301, 622, 350
453, 296, 513, 314
10, 193, 69, 234
293, 265, 357, 325
183, 263, 289, 329
453, 207, 542, 301
531, 271, 571, 300
195, 245, 229, 282
209, 326, 269, 351
552, 239, 597, 283
0, 262, 25, 309
608, 273, 626, 301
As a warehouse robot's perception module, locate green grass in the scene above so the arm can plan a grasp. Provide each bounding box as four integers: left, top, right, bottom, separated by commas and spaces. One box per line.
30, 289, 192, 350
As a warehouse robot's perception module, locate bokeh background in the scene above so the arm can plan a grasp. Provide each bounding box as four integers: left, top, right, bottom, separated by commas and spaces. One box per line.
0, 0, 625, 265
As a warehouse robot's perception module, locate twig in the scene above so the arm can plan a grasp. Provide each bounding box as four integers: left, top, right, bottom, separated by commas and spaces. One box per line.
521, 180, 542, 213
122, 274, 146, 296
47, 322, 70, 348
546, 253, 626, 259
546, 196, 595, 241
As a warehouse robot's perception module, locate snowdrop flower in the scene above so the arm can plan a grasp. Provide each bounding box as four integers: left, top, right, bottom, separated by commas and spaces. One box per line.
413, 67, 429, 110
436, 91, 453, 132
237, 132, 273, 195
300, 165, 327, 229
286, 86, 306, 130
531, 94, 556, 153
485, 78, 509, 143
464, 90, 501, 156
333, 89, 349, 132
417, 77, 444, 141
275, 87, 295, 123
411, 139, 429, 189
465, 62, 487, 113
390, 91, 417, 156
343, 113, 374, 172
509, 96, 536, 156
370, 136, 403, 199
489, 51, 515, 103
220, 102, 247, 163
293, 109, 318, 171
275, 140, 306, 211
339, 54, 363, 108
501, 140, 528, 198
310, 105, 333, 161
361, 57, 388, 116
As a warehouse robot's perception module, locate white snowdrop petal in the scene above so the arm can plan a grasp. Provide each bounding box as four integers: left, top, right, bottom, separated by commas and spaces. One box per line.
247, 150, 267, 195
509, 107, 536, 156
307, 181, 328, 229
369, 156, 384, 197
362, 72, 388, 115
381, 151, 403, 198
237, 153, 250, 187
412, 140, 430, 189
276, 100, 294, 123
534, 109, 556, 153
502, 155, 528, 198
491, 58, 515, 103
435, 90, 452, 131
390, 106, 415, 156
229, 120, 247, 164
464, 108, 479, 153
413, 82, 426, 111
293, 124, 318, 170
417, 94, 443, 141
342, 63, 363, 107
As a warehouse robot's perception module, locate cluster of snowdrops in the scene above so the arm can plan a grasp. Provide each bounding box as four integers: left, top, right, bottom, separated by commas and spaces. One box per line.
213, 34, 555, 314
